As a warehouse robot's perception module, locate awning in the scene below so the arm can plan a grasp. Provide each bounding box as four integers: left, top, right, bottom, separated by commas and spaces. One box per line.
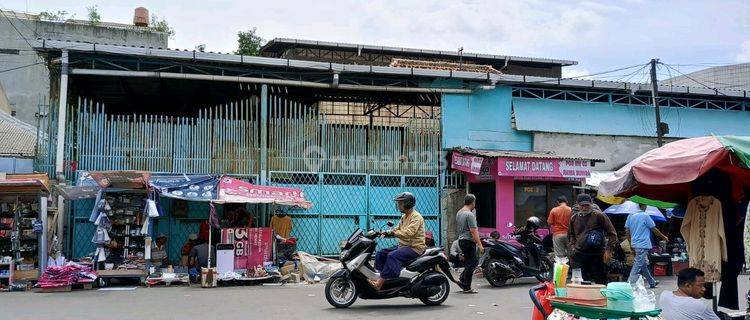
0, 178, 49, 194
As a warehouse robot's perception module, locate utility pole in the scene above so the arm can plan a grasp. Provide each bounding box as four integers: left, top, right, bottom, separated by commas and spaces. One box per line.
649, 58, 664, 147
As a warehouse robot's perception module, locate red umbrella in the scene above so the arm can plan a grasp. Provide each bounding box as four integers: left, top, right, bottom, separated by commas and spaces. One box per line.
599, 136, 750, 203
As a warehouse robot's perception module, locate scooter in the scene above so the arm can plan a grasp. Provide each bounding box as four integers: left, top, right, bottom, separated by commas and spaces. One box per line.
325, 223, 458, 308
479, 222, 553, 287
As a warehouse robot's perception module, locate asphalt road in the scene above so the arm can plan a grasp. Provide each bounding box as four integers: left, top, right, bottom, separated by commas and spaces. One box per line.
1, 276, 745, 320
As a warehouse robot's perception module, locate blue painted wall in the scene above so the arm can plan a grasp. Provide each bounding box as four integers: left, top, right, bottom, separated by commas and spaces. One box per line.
442, 86, 533, 151
512, 98, 750, 138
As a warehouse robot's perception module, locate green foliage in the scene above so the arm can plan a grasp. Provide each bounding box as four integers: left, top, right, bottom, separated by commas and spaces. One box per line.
150, 14, 175, 39
38, 10, 74, 22
87, 5, 101, 26
235, 27, 264, 56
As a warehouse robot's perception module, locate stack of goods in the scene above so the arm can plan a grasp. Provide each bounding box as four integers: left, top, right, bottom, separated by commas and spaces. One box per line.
90, 193, 148, 271
36, 263, 98, 288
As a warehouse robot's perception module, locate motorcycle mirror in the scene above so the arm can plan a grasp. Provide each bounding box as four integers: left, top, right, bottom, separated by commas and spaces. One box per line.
506, 222, 514, 228
386, 221, 395, 227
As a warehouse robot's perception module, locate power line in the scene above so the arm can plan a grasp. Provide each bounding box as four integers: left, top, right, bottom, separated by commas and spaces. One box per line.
0, 9, 35, 50
0, 61, 44, 74
659, 63, 729, 96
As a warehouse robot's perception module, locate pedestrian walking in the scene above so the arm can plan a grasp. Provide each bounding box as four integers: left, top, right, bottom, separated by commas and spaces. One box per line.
547, 196, 572, 259
456, 194, 484, 293
567, 194, 618, 285
626, 203, 668, 288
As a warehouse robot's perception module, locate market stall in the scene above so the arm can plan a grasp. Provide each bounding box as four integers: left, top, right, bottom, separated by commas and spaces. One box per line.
81, 171, 153, 286
599, 135, 750, 313
0, 174, 49, 291
151, 174, 312, 286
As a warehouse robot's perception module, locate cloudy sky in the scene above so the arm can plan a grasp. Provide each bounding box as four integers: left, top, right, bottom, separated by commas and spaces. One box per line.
4, 0, 750, 80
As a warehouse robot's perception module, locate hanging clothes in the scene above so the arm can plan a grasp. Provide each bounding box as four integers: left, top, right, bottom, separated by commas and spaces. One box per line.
270, 214, 293, 238
680, 196, 727, 283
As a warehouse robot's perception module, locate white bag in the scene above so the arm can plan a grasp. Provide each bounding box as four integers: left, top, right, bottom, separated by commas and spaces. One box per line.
146, 199, 160, 218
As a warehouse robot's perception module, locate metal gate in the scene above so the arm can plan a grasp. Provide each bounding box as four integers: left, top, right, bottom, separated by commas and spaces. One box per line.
270, 171, 440, 256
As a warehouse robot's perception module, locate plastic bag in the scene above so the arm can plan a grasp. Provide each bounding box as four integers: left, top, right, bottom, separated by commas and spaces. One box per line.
146, 199, 160, 218
298, 251, 341, 282
553, 256, 570, 296
632, 276, 656, 312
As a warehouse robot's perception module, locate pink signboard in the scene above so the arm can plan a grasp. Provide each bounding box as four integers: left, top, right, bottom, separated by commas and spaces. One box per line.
451, 152, 485, 175
497, 158, 590, 180
221, 227, 273, 270
218, 177, 312, 209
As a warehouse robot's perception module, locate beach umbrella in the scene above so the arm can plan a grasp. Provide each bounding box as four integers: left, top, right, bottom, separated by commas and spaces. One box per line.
603, 200, 666, 223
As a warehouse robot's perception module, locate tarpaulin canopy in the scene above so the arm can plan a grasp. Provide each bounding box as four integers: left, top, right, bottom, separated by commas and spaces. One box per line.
0, 178, 49, 194
154, 174, 312, 209
59, 172, 312, 209
598, 136, 750, 202
603, 201, 666, 223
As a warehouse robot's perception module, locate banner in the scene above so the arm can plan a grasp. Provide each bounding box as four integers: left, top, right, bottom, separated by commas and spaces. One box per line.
497, 158, 590, 180
451, 151, 485, 175
220, 227, 273, 270
218, 177, 312, 209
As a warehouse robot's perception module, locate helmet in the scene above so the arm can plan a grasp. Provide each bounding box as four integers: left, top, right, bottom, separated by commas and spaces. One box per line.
526, 216, 542, 230
393, 192, 416, 210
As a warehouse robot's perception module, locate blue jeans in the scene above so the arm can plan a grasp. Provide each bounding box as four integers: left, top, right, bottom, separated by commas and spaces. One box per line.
375, 246, 419, 279
628, 248, 656, 287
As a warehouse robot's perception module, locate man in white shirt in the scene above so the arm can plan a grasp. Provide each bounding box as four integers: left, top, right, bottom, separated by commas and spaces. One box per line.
659, 268, 719, 320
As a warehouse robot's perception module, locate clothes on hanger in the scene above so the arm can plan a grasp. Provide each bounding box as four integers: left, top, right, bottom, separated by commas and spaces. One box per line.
680, 196, 727, 283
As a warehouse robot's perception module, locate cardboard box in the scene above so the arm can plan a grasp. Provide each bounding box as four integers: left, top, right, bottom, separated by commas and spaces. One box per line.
280, 262, 296, 275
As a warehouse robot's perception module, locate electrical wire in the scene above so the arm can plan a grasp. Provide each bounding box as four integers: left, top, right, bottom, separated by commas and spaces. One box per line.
0, 61, 44, 74
659, 63, 729, 96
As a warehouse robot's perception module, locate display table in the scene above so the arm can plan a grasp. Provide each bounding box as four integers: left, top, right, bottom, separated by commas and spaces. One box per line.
551, 300, 661, 320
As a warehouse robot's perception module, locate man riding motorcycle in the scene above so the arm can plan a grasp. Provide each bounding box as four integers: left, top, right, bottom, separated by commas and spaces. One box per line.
370, 192, 426, 291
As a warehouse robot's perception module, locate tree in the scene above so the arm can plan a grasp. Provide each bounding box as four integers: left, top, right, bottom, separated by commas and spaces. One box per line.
235, 28, 264, 56
150, 14, 175, 39
87, 5, 101, 26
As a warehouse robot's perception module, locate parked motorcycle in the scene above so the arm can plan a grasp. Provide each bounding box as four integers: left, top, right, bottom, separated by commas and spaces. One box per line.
325, 224, 457, 308
479, 217, 553, 287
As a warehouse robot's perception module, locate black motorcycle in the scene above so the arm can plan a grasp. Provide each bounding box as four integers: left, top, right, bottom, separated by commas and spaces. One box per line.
325, 227, 457, 308
479, 217, 553, 287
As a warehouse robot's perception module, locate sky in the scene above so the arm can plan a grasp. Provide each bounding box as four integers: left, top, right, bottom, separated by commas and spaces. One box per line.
4, 0, 750, 81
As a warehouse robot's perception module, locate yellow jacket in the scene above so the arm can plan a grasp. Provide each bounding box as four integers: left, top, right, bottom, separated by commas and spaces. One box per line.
392, 210, 426, 254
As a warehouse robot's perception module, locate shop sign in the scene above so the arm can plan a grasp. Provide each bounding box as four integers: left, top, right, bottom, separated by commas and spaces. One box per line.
451, 152, 485, 175
220, 227, 273, 270
497, 158, 590, 179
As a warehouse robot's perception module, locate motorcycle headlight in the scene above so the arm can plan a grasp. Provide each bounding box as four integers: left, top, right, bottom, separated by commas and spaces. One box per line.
339, 240, 348, 249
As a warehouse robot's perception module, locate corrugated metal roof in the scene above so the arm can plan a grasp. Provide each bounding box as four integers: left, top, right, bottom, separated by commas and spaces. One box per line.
453, 147, 604, 162
0, 112, 38, 157
33, 39, 750, 100
261, 38, 579, 66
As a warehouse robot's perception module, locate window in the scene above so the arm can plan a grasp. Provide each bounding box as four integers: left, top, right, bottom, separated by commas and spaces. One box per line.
514, 182, 576, 228
514, 182, 547, 228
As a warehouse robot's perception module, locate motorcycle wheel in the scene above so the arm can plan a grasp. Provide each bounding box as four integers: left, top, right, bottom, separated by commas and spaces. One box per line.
325, 277, 358, 308
419, 274, 450, 306
483, 258, 509, 287
538, 258, 554, 281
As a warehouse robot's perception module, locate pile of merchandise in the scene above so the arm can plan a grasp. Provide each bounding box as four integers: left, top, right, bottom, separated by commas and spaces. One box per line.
36, 262, 98, 288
